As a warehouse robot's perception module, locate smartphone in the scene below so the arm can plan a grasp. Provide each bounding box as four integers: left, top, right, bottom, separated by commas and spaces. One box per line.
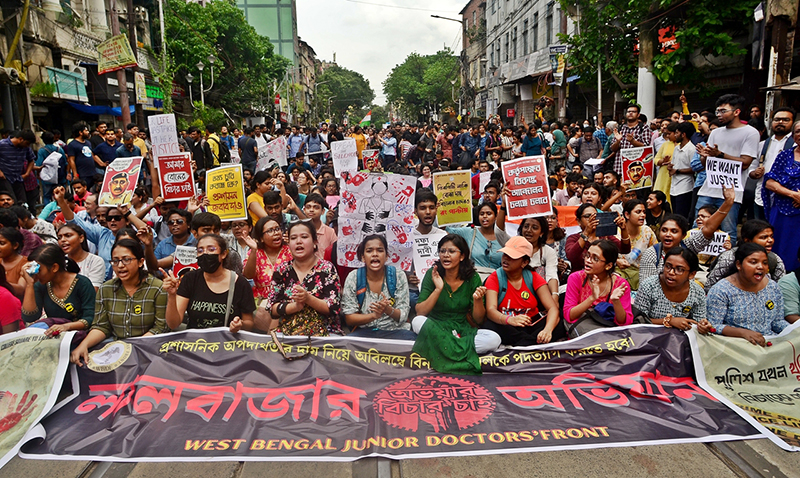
682, 114, 692, 121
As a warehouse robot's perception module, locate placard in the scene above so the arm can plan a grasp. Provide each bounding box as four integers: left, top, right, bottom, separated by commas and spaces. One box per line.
97, 34, 137, 74
98, 156, 142, 206
134, 72, 147, 104
157, 153, 196, 201
501, 156, 552, 220
705, 157, 744, 191
479, 171, 492, 195
337, 172, 415, 270
619, 146, 654, 190
257, 136, 287, 170
229, 149, 240, 164
361, 149, 380, 169
432, 170, 472, 227
689, 230, 729, 257
205, 164, 248, 221
413, 231, 447, 283
147, 114, 180, 162
331, 139, 358, 178
173, 245, 198, 276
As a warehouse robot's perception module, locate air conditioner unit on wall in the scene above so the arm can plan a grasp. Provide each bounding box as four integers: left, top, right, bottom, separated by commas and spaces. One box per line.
74, 66, 87, 84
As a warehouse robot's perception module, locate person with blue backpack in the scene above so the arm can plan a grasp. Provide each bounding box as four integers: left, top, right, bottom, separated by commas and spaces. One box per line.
484, 236, 564, 345
341, 234, 414, 340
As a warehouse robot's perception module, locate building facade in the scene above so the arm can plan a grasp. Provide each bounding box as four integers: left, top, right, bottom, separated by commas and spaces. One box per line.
460, 0, 487, 122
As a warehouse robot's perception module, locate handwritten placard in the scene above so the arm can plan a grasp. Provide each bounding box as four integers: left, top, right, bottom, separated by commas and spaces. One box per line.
705, 157, 744, 191
432, 170, 472, 227
502, 156, 552, 220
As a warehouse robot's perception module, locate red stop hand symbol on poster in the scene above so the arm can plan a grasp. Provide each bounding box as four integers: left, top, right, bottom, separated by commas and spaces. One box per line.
0, 390, 38, 434
390, 224, 407, 243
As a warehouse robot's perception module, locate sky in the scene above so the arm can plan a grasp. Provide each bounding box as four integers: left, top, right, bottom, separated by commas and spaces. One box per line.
296, 0, 467, 105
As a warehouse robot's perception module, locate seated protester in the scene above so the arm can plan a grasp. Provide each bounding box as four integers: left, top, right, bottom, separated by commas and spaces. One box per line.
70, 239, 167, 367
51, 193, 86, 228
243, 217, 292, 301
689, 204, 732, 274
563, 239, 633, 337
145, 208, 196, 271
578, 182, 615, 211
263, 190, 291, 231
301, 194, 337, 261
447, 202, 509, 273
778, 245, 800, 324
0, 227, 27, 299
616, 199, 657, 291
566, 179, 590, 206
12, 205, 56, 244
0, 264, 21, 334
565, 203, 630, 272
225, 219, 252, 263
479, 180, 501, 206
554, 172, 583, 206
412, 234, 501, 375
707, 243, 790, 345
57, 224, 105, 290
635, 248, 710, 332
500, 216, 559, 299
0, 208, 42, 258
21, 244, 95, 339
261, 220, 341, 336
705, 219, 785, 289
408, 189, 445, 311
544, 208, 571, 285
639, 185, 735, 282
342, 234, 414, 340
645, 190, 671, 234
247, 170, 272, 227
484, 236, 564, 345
162, 234, 255, 332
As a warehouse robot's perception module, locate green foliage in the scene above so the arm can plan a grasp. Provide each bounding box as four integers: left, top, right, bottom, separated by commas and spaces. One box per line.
557, 0, 758, 95
316, 65, 374, 124
30, 82, 55, 97
190, 102, 226, 131
466, 19, 486, 43
382, 49, 460, 122
165, 0, 290, 115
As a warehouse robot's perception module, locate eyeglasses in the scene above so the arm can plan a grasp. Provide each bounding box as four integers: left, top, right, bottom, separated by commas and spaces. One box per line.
439, 248, 460, 256
197, 245, 220, 254
270, 330, 312, 361
583, 253, 606, 264
110, 257, 137, 266
167, 219, 185, 226
264, 227, 282, 235
231, 223, 249, 229
715, 108, 733, 116
106, 215, 124, 222
663, 263, 688, 274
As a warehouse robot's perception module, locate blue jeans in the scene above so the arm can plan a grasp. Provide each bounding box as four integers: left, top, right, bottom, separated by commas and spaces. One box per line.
695, 196, 741, 244
347, 328, 417, 340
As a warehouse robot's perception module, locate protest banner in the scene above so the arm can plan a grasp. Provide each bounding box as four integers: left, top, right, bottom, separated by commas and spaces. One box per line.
134, 72, 147, 104
97, 34, 137, 74
619, 146, 654, 190
501, 156, 552, 220
1, 330, 74, 469
361, 149, 380, 169
479, 171, 492, 196
173, 245, 198, 277
433, 170, 472, 227
157, 153, 196, 202
337, 172, 415, 270
705, 157, 744, 191
549, 45, 568, 85
229, 149, 240, 164
257, 136, 287, 170
98, 157, 142, 207
689, 230, 729, 257
331, 139, 358, 178
18, 327, 760, 464
206, 164, 247, 221
147, 114, 181, 162
689, 324, 800, 451
413, 231, 447, 283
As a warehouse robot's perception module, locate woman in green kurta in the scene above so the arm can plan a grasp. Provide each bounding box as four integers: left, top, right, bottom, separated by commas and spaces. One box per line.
411, 234, 501, 375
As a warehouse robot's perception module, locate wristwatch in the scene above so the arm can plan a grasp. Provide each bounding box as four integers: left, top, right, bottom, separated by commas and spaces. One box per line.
580, 233, 588, 241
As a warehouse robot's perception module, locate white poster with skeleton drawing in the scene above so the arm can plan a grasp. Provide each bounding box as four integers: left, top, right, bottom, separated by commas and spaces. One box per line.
337, 172, 416, 270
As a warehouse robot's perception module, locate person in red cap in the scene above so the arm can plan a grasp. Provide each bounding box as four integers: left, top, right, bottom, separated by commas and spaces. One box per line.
484, 236, 565, 345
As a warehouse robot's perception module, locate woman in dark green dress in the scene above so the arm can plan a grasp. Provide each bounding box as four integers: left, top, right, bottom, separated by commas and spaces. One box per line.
411, 234, 501, 375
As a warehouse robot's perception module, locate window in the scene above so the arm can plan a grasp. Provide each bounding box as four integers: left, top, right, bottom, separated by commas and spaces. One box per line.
490, 50, 495, 68
490, 0, 495, 14
511, 27, 517, 60
496, 41, 501, 67
533, 13, 539, 51
546, 3, 553, 46
473, 10, 476, 25
504, 32, 509, 62
522, 20, 528, 54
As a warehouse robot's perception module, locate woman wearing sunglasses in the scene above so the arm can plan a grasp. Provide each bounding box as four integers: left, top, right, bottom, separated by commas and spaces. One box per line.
261, 220, 341, 336
243, 217, 292, 301
162, 234, 255, 332
412, 234, 501, 375
71, 239, 167, 367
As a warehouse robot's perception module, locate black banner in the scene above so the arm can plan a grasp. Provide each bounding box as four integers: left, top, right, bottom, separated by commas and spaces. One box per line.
21, 326, 760, 461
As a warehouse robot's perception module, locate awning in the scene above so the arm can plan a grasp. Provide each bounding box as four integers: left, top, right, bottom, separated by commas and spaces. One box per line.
67, 102, 136, 116
46, 67, 88, 102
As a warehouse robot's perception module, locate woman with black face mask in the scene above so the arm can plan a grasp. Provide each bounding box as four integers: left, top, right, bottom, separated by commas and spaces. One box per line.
162, 234, 255, 332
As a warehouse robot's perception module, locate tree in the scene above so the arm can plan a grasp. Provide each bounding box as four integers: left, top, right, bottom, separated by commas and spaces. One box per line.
164, 0, 290, 115
315, 66, 374, 124
558, 0, 759, 97
383, 49, 460, 123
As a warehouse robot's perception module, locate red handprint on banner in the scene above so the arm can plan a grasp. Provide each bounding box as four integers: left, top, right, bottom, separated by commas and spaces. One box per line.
345, 250, 358, 262
345, 172, 367, 187
389, 223, 408, 244
395, 186, 414, 205
0, 390, 38, 434
400, 257, 412, 271
341, 190, 357, 213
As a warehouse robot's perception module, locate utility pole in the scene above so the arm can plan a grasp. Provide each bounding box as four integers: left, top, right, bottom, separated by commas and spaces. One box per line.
557, 8, 567, 123
108, 0, 131, 126
127, 0, 144, 125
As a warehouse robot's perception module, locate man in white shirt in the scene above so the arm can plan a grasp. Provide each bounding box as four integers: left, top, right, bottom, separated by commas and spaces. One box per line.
696, 94, 761, 243
667, 122, 698, 218
749, 107, 795, 219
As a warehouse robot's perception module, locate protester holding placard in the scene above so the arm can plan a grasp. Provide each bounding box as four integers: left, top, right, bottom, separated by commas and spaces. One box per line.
342, 234, 413, 340
412, 234, 501, 375
707, 243, 789, 345
565, 203, 629, 272
688, 205, 732, 272
144, 209, 196, 272
704, 220, 785, 289
242, 217, 292, 301
410, 189, 445, 311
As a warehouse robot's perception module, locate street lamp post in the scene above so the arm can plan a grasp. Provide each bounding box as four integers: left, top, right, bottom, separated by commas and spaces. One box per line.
327, 95, 337, 120
196, 61, 205, 105
186, 73, 194, 107
314, 80, 330, 123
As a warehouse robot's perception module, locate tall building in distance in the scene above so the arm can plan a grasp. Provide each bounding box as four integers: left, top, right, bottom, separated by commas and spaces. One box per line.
236, 0, 298, 63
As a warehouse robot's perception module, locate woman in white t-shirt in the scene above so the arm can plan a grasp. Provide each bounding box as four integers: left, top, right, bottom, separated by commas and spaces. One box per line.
57, 224, 106, 290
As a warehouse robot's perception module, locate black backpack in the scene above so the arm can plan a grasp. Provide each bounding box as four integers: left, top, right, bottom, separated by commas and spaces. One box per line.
209, 136, 231, 164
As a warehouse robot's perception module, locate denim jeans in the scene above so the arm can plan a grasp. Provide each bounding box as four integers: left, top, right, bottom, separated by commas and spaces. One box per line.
695, 196, 741, 244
